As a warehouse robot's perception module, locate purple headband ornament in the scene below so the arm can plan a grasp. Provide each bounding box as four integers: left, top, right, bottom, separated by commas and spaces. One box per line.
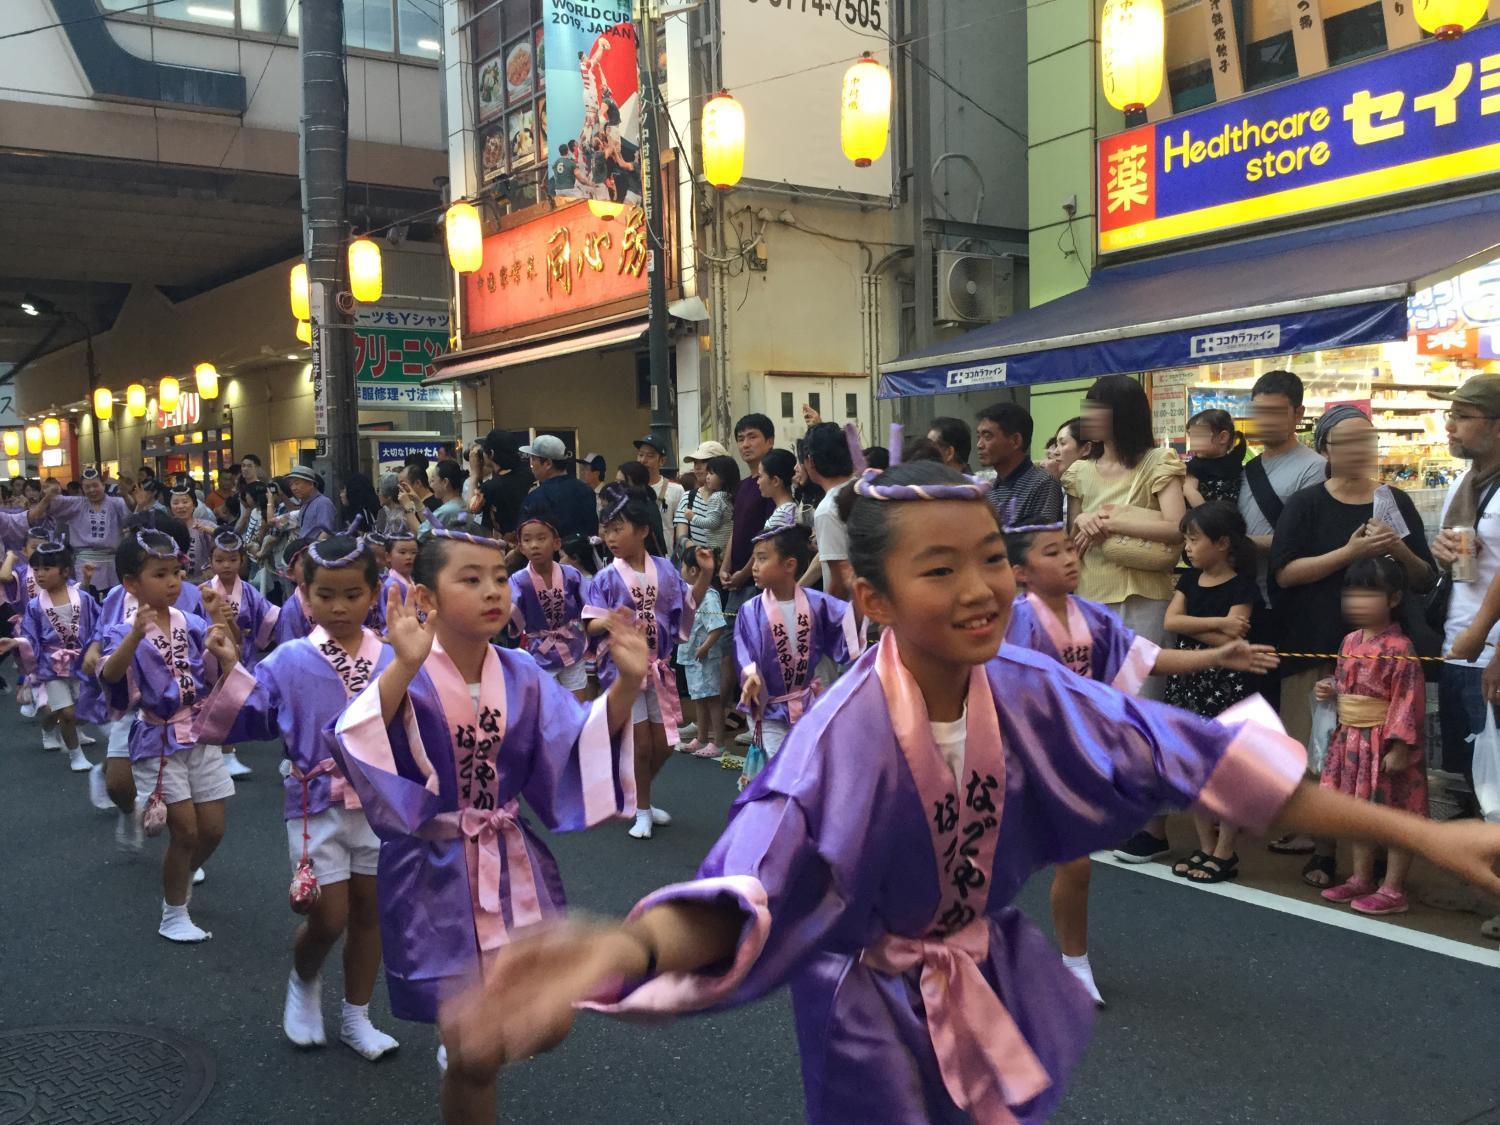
1000, 498, 1065, 536
516, 516, 559, 539
32, 541, 69, 558
306, 538, 367, 569
364, 531, 390, 549
384, 527, 417, 543
134, 530, 181, 560
212, 530, 244, 552
601, 491, 631, 525
426, 528, 506, 552
888, 423, 905, 468
849, 467, 990, 503
844, 423, 867, 475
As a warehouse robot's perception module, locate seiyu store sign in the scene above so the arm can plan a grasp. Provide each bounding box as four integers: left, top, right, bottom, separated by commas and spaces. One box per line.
1098, 24, 1500, 254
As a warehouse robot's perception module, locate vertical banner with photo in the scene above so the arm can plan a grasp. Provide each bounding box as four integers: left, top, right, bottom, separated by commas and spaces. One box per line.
541, 2, 640, 203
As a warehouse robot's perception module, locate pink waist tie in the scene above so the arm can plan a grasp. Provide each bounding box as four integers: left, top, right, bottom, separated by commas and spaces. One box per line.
140, 704, 196, 748
530, 627, 580, 667
646, 657, 684, 744
862, 920, 1051, 1124
49, 646, 81, 678
426, 802, 544, 937
765, 677, 822, 726
289, 758, 361, 810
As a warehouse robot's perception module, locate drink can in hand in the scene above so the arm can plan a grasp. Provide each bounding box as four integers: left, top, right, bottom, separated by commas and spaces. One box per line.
1452, 526, 1478, 583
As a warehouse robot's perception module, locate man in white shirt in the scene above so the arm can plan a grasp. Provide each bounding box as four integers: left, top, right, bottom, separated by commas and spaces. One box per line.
634, 434, 685, 530
802, 423, 855, 599
1430, 376, 1500, 808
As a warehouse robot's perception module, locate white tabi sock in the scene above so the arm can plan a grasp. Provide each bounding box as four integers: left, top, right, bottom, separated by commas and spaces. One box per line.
340, 1000, 399, 1060
41, 727, 61, 750
115, 808, 143, 853
283, 971, 326, 1046
159, 901, 211, 943
88, 763, 112, 811
649, 806, 672, 826
1062, 953, 1104, 1007
67, 745, 92, 772
628, 809, 653, 839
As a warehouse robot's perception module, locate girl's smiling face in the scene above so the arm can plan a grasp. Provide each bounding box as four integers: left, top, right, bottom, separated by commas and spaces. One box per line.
417, 541, 512, 639
855, 500, 1013, 673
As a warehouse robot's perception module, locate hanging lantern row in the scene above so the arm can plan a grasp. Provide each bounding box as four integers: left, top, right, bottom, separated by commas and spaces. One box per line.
1414, 0, 1485, 36
1, 431, 16, 458
286, 238, 385, 338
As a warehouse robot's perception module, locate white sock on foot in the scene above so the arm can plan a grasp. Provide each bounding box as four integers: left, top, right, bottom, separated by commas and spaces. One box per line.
1062, 953, 1104, 1007
67, 746, 92, 772
159, 901, 211, 943
340, 1000, 399, 1060
88, 763, 112, 810
115, 808, 143, 853
41, 727, 61, 750
649, 806, 671, 826
436, 1043, 448, 1073
79, 730, 97, 745
283, 971, 326, 1046
193, 867, 206, 885
628, 809, 653, 839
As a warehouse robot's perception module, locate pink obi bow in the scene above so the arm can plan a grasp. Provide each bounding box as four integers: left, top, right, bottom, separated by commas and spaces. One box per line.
139, 704, 195, 748
290, 757, 360, 810
429, 802, 543, 933
765, 677, 823, 726
529, 626, 580, 667
49, 647, 81, 678
647, 656, 684, 744
862, 920, 1050, 1123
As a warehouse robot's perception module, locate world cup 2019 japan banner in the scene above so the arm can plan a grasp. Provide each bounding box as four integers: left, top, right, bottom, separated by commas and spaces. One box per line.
543, 1, 641, 201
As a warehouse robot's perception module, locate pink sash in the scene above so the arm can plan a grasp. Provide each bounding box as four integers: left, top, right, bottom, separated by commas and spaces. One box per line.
1025, 592, 1092, 678
525, 561, 579, 667
140, 607, 197, 746
753, 587, 821, 725
308, 625, 384, 808
611, 556, 684, 742
421, 639, 542, 952
862, 632, 1049, 1124
40, 583, 82, 677
210, 573, 242, 620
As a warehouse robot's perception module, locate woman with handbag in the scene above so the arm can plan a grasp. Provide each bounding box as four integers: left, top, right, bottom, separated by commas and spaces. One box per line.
1063, 376, 1187, 687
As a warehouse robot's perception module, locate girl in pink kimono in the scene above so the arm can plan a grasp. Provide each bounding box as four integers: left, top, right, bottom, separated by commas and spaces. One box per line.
437, 462, 1500, 1125
328, 529, 651, 1101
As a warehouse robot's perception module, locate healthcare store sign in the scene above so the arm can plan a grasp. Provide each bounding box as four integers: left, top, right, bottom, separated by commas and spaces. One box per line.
1098, 24, 1500, 255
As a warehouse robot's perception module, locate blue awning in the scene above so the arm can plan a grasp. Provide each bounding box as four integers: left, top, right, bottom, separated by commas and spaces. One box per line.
879, 192, 1500, 398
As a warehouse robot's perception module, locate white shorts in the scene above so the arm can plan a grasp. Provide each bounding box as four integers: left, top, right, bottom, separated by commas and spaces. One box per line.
43, 678, 78, 712
550, 660, 588, 693
106, 718, 133, 760
287, 805, 380, 886
132, 744, 235, 806
630, 683, 664, 725
761, 719, 789, 757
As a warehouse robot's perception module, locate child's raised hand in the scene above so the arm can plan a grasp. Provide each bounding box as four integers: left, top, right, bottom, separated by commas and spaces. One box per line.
387, 582, 437, 670
204, 623, 239, 670
131, 606, 162, 637
600, 608, 649, 684
1214, 641, 1279, 675
1313, 677, 1336, 701
694, 546, 715, 573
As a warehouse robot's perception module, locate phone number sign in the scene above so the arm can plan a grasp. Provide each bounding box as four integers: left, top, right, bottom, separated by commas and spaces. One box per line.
1099, 26, 1500, 254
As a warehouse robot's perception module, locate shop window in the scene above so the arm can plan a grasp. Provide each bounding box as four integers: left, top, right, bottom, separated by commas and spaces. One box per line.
1242, 31, 1297, 89
781, 392, 795, 418
846, 393, 858, 419
397, 0, 441, 58
153, 0, 239, 26
346, 0, 395, 52
1324, 2, 1387, 65
1168, 61, 1216, 113
807, 392, 822, 417
240, 0, 298, 35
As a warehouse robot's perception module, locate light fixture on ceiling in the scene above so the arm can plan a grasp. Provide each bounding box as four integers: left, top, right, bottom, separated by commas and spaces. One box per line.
184, 5, 235, 21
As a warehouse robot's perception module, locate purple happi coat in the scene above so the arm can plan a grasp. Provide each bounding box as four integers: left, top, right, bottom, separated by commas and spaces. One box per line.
48, 495, 130, 589
734, 586, 861, 727
76, 583, 209, 725
16, 583, 99, 685
274, 590, 312, 647
3, 557, 37, 616
100, 609, 218, 762
587, 633, 1305, 1124
331, 638, 635, 1023
508, 561, 587, 672
198, 626, 393, 821
0, 509, 32, 555
206, 573, 280, 667
584, 556, 695, 739
364, 571, 412, 634
1004, 592, 1160, 694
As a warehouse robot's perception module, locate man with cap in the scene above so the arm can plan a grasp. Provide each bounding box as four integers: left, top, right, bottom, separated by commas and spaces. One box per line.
36, 467, 134, 591
518, 434, 599, 540
1429, 376, 1500, 827
285, 464, 338, 541
579, 451, 607, 498
634, 434, 684, 526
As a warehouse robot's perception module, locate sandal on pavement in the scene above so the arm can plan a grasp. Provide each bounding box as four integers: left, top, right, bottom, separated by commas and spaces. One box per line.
677, 739, 703, 754
1350, 887, 1409, 916
692, 742, 722, 759
1480, 914, 1500, 939
1268, 834, 1316, 855
1301, 854, 1337, 888
1187, 854, 1239, 884
1172, 850, 1211, 878
1321, 876, 1376, 904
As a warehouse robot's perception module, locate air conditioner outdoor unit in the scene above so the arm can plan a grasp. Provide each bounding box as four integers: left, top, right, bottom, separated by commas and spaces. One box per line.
934, 250, 1013, 325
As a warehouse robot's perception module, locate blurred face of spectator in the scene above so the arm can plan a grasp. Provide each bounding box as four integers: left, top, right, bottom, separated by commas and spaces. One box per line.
1323, 416, 1379, 480
1248, 393, 1301, 448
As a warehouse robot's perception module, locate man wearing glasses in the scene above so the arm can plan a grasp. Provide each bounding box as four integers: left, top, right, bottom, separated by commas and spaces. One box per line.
1430, 377, 1500, 830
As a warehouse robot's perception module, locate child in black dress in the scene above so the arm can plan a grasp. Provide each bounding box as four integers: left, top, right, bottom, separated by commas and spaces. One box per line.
1164, 501, 1264, 882
1183, 408, 1247, 507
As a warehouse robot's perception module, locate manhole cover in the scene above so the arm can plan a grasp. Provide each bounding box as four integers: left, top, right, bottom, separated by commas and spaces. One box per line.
0, 1025, 214, 1124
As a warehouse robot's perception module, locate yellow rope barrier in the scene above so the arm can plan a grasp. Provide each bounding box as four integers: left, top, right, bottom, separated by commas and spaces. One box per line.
1273, 651, 1449, 663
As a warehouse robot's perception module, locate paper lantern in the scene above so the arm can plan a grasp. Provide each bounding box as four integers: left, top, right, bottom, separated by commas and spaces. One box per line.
93, 387, 113, 420
1413, 0, 1485, 36
2, 431, 18, 457
290, 262, 310, 321
42, 417, 61, 447
445, 202, 484, 273
5, 459, 19, 479
348, 238, 383, 303
840, 54, 892, 168
159, 376, 179, 413
1100, 0, 1165, 116
296, 320, 312, 345
24, 426, 41, 455
195, 362, 219, 400
702, 91, 746, 190
126, 383, 147, 417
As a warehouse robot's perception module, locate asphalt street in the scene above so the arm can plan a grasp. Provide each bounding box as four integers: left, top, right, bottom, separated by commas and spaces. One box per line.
4, 707, 1499, 1125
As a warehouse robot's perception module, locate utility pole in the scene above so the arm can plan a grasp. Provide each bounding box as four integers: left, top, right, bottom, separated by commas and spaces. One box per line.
638, 0, 674, 469
299, 0, 357, 494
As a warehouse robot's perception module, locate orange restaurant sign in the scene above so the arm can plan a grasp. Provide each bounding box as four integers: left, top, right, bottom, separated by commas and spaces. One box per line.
461, 201, 650, 338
